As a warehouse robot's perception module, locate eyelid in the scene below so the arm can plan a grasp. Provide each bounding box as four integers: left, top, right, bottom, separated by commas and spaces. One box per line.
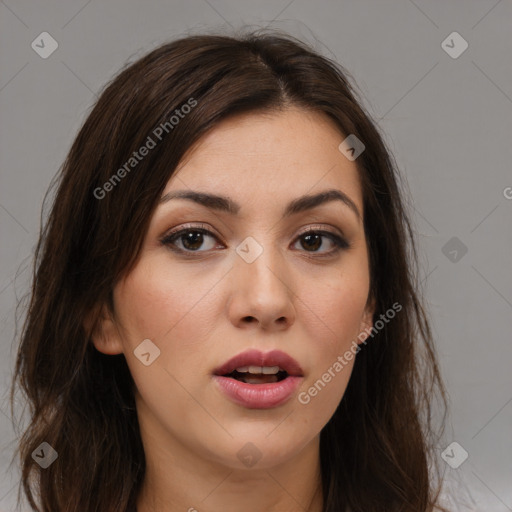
162, 222, 221, 240
295, 223, 346, 238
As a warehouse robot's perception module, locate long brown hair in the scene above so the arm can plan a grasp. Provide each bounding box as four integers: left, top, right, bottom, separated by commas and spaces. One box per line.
10, 29, 449, 511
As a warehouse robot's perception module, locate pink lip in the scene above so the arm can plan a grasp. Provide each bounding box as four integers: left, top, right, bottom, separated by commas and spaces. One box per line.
212, 349, 304, 409
213, 375, 302, 409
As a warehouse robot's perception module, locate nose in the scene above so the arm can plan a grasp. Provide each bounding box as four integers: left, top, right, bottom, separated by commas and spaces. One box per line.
226, 242, 296, 331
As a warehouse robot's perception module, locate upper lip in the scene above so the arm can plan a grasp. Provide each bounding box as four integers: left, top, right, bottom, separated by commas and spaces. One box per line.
213, 349, 304, 377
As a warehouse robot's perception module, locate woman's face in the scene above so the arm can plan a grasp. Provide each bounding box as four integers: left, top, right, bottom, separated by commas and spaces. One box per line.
94, 107, 374, 471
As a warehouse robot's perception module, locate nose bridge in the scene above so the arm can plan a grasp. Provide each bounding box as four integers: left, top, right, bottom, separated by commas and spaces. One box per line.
241, 232, 285, 280
229, 233, 295, 328
235, 234, 288, 292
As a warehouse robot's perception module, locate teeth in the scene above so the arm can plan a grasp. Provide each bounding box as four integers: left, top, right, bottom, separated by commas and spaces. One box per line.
235, 365, 281, 375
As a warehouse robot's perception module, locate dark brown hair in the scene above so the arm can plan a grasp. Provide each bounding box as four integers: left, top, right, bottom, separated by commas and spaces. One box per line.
10, 29, 449, 511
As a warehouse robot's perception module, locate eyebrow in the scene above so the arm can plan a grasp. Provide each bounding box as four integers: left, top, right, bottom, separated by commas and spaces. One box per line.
159, 188, 361, 221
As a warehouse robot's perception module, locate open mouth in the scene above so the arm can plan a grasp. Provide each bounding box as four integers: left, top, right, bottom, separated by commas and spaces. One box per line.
213, 351, 303, 408
224, 367, 289, 384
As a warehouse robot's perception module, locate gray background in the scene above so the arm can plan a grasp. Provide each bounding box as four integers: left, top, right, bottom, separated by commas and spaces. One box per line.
1, 1, 511, 510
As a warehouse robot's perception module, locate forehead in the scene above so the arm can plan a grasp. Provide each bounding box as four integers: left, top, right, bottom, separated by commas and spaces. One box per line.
165, 108, 363, 215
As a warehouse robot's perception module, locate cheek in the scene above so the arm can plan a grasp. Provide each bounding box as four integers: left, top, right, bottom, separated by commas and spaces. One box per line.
113, 260, 222, 418
113, 257, 224, 369
300, 271, 369, 351
293, 266, 368, 414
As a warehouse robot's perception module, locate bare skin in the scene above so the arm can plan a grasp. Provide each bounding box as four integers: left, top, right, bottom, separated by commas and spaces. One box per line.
91, 107, 374, 512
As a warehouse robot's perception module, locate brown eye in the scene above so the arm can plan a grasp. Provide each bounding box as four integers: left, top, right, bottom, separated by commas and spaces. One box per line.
300, 233, 322, 251
160, 225, 350, 258
161, 227, 220, 253
180, 231, 206, 251
293, 230, 350, 256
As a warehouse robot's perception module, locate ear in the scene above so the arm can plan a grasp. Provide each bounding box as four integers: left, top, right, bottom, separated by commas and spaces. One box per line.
357, 295, 376, 345
84, 302, 124, 355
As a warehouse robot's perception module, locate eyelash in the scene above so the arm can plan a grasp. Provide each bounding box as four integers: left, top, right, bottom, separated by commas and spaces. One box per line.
160, 223, 351, 258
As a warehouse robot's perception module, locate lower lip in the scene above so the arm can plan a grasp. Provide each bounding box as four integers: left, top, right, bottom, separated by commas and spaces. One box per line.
213, 375, 303, 409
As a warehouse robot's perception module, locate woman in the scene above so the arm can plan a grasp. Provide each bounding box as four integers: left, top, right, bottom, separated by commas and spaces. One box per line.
10, 30, 450, 511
